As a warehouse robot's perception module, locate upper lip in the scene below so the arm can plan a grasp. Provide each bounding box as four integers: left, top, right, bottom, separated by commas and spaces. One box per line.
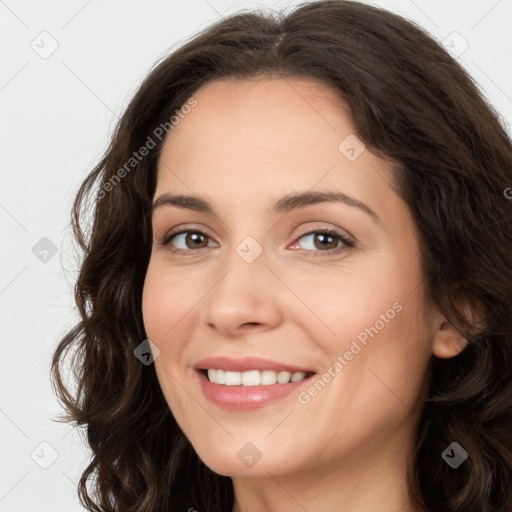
194, 356, 316, 374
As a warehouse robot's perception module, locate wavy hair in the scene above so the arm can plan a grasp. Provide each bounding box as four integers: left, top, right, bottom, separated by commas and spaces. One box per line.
51, 1, 512, 510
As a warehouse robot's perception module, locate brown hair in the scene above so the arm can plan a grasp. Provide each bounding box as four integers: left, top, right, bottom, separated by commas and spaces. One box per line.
51, 1, 512, 510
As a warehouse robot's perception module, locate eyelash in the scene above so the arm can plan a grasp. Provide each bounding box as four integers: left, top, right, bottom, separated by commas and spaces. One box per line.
157, 226, 355, 257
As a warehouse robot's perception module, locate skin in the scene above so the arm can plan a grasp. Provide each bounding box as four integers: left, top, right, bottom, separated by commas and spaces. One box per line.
142, 76, 469, 512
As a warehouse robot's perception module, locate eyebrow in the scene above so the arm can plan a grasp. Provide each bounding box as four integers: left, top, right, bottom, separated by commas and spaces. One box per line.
150, 190, 380, 224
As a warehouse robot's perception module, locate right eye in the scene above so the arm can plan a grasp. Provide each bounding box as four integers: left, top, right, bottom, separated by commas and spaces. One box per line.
159, 229, 217, 255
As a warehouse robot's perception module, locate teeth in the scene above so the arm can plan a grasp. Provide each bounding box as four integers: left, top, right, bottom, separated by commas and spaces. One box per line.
205, 369, 310, 386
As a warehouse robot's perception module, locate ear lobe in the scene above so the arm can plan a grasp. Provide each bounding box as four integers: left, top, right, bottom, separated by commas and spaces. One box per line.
432, 319, 469, 359
431, 295, 485, 359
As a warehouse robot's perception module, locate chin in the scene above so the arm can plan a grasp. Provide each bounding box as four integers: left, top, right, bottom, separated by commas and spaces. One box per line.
189, 439, 286, 477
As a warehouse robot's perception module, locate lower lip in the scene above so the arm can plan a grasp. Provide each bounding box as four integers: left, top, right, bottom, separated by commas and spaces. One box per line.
196, 370, 315, 411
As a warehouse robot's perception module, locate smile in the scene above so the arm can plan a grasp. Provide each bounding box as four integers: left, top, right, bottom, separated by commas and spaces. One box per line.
204, 369, 314, 386
195, 369, 316, 411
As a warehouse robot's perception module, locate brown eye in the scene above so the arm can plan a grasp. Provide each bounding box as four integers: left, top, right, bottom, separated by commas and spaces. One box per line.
160, 229, 217, 255
295, 228, 354, 255
312, 232, 339, 250
182, 232, 208, 249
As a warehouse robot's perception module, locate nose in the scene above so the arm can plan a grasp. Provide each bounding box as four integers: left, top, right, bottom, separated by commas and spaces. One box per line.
199, 245, 283, 338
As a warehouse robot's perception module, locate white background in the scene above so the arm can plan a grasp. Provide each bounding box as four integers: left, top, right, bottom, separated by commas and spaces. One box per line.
1, 0, 511, 510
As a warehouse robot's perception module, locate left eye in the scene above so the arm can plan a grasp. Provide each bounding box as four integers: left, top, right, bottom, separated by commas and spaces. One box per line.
294, 229, 351, 252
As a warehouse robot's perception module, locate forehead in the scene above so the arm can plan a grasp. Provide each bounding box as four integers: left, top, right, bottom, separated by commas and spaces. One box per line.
154, 76, 397, 222
160, 76, 351, 157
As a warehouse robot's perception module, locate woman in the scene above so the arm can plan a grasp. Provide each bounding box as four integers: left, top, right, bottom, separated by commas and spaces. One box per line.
51, 1, 512, 511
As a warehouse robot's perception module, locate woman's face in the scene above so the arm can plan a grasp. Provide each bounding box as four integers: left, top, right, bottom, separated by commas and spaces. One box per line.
142, 76, 442, 479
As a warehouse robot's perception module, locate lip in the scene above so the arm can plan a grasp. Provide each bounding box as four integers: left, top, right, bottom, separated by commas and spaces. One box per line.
193, 355, 315, 374
195, 368, 315, 411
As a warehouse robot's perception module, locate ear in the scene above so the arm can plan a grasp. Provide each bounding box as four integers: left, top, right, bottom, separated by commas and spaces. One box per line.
431, 297, 484, 359
431, 316, 468, 359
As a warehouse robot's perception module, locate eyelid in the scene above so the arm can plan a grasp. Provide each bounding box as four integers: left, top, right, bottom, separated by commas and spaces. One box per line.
159, 222, 354, 241
294, 223, 355, 243
158, 223, 217, 243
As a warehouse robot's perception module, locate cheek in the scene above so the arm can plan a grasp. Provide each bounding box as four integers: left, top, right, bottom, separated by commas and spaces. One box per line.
141, 267, 166, 340
283, 259, 411, 350
326, 287, 431, 418
141, 262, 192, 414
141, 260, 195, 341
287, 252, 430, 396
